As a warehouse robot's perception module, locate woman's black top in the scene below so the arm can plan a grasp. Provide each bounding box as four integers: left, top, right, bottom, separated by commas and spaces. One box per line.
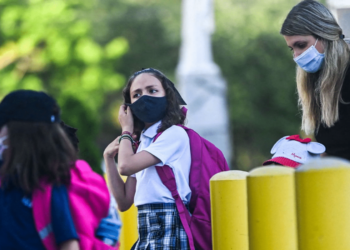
315, 64, 350, 160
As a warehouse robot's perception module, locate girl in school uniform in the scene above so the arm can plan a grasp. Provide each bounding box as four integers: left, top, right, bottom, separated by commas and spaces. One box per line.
104, 68, 192, 249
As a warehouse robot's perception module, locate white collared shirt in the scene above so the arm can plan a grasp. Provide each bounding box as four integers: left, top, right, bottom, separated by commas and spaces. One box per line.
132, 121, 191, 206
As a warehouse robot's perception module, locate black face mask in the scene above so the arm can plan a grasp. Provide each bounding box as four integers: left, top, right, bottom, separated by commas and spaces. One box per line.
127, 95, 168, 123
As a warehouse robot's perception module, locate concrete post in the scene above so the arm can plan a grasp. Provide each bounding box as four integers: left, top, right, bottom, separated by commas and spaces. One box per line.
247, 166, 298, 250
296, 158, 350, 250
210, 170, 249, 250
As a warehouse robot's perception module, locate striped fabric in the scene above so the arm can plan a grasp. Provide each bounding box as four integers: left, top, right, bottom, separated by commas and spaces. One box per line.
38, 224, 53, 240
133, 203, 190, 250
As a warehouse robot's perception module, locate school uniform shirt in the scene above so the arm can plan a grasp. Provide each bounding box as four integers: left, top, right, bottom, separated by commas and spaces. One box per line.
132, 121, 192, 207
0, 184, 78, 249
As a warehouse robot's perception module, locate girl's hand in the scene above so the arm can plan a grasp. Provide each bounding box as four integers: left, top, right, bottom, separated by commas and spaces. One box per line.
104, 136, 121, 159
59, 240, 80, 250
119, 105, 134, 133
104, 134, 138, 159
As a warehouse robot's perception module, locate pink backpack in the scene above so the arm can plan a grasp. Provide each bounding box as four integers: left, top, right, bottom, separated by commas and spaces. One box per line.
154, 123, 230, 250
32, 160, 118, 250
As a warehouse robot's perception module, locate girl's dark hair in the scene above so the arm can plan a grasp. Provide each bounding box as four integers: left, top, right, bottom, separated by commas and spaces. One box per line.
0, 121, 77, 193
122, 68, 185, 137
60, 121, 79, 152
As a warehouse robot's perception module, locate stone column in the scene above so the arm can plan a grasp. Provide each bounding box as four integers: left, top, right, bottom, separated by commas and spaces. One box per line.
327, 0, 350, 38
176, 0, 233, 166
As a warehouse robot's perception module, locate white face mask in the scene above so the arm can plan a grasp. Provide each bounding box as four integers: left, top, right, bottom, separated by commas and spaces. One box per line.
0, 136, 8, 161
293, 39, 325, 73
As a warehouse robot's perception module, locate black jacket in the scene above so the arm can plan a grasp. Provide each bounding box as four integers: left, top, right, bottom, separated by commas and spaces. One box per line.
315, 63, 350, 160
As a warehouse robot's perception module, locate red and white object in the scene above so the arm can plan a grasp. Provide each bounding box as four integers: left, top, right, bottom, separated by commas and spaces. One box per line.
263, 135, 326, 168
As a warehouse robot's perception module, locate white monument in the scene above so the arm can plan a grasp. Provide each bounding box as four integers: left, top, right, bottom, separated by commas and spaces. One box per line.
327, 0, 350, 38
176, 0, 233, 166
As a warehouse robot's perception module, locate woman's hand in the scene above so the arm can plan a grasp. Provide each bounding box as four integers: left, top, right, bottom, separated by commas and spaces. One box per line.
119, 105, 134, 133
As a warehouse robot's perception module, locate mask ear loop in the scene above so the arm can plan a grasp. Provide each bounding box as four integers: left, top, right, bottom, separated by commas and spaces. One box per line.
314, 38, 319, 47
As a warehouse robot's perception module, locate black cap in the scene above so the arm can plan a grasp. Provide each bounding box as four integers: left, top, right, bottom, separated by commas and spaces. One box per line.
0, 90, 60, 128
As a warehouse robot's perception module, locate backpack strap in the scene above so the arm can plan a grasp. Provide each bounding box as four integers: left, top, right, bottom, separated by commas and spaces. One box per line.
153, 125, 195, 250
155, 166, 195, 250
32, 182, 58, 250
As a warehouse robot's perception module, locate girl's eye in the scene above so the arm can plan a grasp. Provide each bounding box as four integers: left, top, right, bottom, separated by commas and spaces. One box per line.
296, 42, 307, 49
150, 89, 157, 94
133, 93, 141, 98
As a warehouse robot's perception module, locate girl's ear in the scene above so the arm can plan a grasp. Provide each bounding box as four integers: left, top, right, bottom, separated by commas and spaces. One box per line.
271, 136, 289, 154
306, 142, 326, 154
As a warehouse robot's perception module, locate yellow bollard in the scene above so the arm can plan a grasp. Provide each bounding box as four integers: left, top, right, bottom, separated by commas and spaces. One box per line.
118, 176, 138, 250
247, 166, 298, 250
210, 170, 249, 250
119, 203, 138, 250
104, 172, 138, 250
296, 157, 350, 250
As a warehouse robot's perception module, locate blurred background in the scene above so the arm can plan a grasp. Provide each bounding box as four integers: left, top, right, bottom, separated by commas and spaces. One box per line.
0, 0, 306, 172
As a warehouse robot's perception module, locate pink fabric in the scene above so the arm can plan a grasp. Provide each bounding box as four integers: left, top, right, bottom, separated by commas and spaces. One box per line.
155, 125, 229, 250
32, 160, 118, 250
156, 166, 195, 250
181, 106, 188, 117
32, 184, 57, 250
263, 156, 300, 168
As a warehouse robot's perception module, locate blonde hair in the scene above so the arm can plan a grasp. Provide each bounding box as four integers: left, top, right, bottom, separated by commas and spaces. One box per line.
281, 0, 350, 135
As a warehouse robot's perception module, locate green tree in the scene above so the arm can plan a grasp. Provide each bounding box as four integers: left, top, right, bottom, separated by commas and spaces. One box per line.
213, 0, 301, 169
87, 0, 182, 151
0, 0, 128, 173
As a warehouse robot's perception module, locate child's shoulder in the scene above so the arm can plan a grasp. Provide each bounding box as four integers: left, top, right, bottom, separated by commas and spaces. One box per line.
160, 125, 189, 141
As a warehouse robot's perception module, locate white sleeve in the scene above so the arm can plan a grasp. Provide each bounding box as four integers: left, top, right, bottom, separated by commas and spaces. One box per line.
143, 126, 189, 166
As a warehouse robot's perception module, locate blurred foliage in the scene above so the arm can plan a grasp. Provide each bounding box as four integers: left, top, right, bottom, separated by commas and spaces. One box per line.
214, 0, 301, 169
0, 0, 303, 171
88, 0, 182, 154
0, 0, 128, 173
90, 0, 181, 78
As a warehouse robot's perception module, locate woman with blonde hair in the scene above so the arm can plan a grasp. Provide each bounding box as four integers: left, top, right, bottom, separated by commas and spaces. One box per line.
281, 0, 350, 160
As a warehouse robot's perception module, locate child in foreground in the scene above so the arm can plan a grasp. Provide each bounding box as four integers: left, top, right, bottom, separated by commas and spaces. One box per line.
0, 90, 114, 250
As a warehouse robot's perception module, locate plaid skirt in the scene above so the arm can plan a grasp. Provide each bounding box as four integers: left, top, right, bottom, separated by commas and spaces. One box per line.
132, 203, 190, 250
